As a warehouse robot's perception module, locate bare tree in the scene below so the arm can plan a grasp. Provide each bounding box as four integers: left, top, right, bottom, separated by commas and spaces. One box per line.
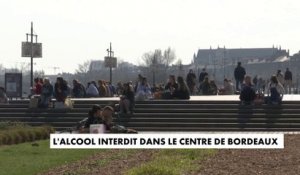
141, 48, 177, 84
176, 59, 184, 77
75, 60, 91, 74
142, 48, 175, 67
34, 70, 45, 78
163, 47, 176, 66
142, 51, 155, 67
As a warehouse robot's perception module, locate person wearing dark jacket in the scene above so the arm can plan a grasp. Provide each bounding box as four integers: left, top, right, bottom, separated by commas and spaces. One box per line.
0, 87, 8, 104
284, 68, 292, 94
199, 77, 211, 95
101, 106, 137, 133
163, 75, 178, 99
54, 77, 68, 102
39, 78, 53, 108
84, 105, 103, 129
72, 79, 86, 98
234, 62, 246, 91
186, 69, 196, 95
119, 83, 135, 114
199, 68, 208, 84
240, 75, 256, 105
165, 75, 178, 92
173, 76, 190, 99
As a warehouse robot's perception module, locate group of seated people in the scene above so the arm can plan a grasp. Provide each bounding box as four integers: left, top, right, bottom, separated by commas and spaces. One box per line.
239, 75, 284, 105
32, 77, 69, 108
132, 74, 191, 100
78, 104, 137, 133
199, 77, 219, 95
149, 75, 190, 100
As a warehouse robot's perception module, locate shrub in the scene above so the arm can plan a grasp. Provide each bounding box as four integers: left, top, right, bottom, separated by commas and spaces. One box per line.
13, 132, 22, 144
0, 133, 6, 145
34, 128, 43, 140
0, 125, 55, 146
5, 133, 15, 145
16, 129, 30, 142
0, 121, 29, 130
28, 129, 37, 142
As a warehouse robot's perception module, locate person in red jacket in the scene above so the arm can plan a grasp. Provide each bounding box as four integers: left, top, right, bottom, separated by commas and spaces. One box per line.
33, 78, 42, 95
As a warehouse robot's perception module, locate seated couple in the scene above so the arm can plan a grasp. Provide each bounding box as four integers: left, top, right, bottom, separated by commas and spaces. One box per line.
79, 105, 137, 133
240, 75, 284, 105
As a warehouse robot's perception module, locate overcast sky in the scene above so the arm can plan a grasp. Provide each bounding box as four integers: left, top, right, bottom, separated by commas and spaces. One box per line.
1, 0, 300, 74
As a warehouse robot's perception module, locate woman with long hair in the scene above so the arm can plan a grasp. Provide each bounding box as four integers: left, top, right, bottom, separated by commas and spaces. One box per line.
172, 76, 190, 99
54, 77, 68, 102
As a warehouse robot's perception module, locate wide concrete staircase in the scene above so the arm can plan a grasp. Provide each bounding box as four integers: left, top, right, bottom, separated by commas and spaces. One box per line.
0, 99, 300, 131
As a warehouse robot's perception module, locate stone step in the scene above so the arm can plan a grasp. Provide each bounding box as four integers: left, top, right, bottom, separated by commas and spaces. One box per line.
2, 116, 300, 123
2, 108, 300, 114
1, 113, 300, 118
21, 121, 300, 129
130, 127, 300, 132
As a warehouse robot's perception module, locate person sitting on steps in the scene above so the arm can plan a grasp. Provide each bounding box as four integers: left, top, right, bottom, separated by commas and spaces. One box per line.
119, 82, 135, 114
266, 75, 284, 105
239, 75, 256, 105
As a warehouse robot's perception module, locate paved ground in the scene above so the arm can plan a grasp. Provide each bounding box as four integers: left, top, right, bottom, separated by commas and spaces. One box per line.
70, 94, 300, 101
196, 134, 300, 175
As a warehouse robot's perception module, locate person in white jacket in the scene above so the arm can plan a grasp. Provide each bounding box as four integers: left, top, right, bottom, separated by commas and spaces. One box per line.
86, 81, 99, 97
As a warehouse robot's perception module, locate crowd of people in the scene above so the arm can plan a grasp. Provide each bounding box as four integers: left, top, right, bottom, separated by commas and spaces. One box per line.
0, 62, 295, 134
20, 61, 295, 109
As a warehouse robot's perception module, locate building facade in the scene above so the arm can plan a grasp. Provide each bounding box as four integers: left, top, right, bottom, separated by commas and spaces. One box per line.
193, 46, 289, 68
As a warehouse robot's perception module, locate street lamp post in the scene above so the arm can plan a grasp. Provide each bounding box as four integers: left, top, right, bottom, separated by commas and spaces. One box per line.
223, 46, 226, 79
23, 22, 39, 89
106, 43, 114, 84
152, 56, 157, 87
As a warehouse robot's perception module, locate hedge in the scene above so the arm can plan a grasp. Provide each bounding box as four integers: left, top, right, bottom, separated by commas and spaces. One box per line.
0, 125, 55, 145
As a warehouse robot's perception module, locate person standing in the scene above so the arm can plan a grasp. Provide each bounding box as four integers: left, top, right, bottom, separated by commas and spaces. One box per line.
284, 68, 293, 94
234, 62, 246, 91
276, 70, 284, 87
186, 69, 196, 95
199, 68, 208, 85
